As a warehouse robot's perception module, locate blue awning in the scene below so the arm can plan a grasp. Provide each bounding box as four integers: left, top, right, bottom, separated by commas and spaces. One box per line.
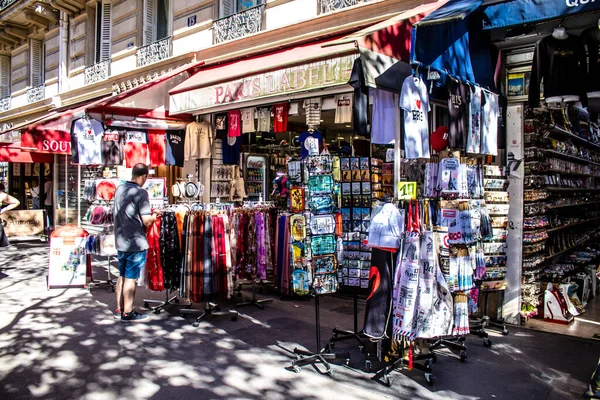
415, 0, 483, 27
483, 0, 600, 30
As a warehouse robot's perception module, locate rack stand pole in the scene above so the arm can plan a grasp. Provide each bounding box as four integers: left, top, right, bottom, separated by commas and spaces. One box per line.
87, 255, 116, 292
327, 294, 367, 350
235, 279, 273, 310
428, 335, 469, 361
287, 296, 349, 376
180, 302, 238, 327
371, 340, 435, 387
143, 288, 182, 314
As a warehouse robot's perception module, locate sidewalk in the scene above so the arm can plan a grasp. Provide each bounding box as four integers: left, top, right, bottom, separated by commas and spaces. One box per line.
0, 240, 598, 400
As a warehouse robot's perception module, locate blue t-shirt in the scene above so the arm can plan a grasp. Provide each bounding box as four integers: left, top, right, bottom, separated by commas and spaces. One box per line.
222, 135, 241, 165
299, 131, 322, 158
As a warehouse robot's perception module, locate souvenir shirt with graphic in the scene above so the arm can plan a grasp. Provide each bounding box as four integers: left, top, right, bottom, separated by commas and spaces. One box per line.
124, 130, 148, 168
481, 90, 499, 155
334, 93, 353, 124
148, 130, 166, 166
241, 107, 255, 133
184, 121, 213, 160
228, 110, 241, 137
299, 130, 322, 158
272, 103, 289, 133
72, 118, 104, 165
215, 113, 228, 136
166, 130, 185, 167
447, 80, 470, 151
399, 76, 430, 159
102, 129, 124, 166
256, 107, 271, 132
303, 98, 322, 128
372, 88, 399, 145
466, 86, 482, 154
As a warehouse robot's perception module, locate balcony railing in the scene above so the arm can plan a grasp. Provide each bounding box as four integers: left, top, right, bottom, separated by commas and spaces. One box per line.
213, 5, 265, 45
27, 85, 45, 104
137, 37, 172, 68
84, 60, 111, 85
0, 96, 9, 113
319, 0, 370, 14
0, 0, 18, 12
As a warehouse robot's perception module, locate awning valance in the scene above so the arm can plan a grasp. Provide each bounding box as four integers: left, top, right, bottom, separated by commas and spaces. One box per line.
0, 142, 53, 163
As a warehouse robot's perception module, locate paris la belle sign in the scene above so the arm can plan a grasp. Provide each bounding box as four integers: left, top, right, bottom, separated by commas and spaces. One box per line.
171, 54, 357, 114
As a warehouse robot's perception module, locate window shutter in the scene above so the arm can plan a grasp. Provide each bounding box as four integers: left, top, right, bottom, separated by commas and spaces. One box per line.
0, 55, 9, 98
30, 39, 42, 87
220, 0, 235, 18
100, 0, 112, 61
144, 0, 156, 45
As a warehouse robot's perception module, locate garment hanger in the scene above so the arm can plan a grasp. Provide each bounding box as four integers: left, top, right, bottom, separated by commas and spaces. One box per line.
552, 19, 568, 40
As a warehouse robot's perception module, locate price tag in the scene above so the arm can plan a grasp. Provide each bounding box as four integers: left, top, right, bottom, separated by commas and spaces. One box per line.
397, 181, 417, 200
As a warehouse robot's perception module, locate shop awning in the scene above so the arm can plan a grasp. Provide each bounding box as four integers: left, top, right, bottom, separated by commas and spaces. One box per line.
20, 60, 204, 155
324, 1, 446, 91
0, 142, 53, 163
169, 38, 358, 114
414, 0, 483, 27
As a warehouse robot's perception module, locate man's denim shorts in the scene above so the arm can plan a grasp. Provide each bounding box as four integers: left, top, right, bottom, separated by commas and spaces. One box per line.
117, 250, 147, 279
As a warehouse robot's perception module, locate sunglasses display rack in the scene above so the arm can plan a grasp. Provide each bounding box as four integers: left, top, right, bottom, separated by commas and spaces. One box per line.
521, 111, 600, 321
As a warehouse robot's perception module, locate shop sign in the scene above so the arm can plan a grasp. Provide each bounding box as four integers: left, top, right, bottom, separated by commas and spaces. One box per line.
0, 210, 45, 237
397, 181, 417, 200
175, 54, 357, 112
20, 130, 71, 155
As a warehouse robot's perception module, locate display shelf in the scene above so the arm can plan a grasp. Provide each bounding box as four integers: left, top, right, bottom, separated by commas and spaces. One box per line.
542, 149, 600, 166
544, 236, 595, 261
546, 200, 600, 210
523, 237, 548, 245
548, 125, 600, 150
543, 169, 599, 178
545, 187, 600, 192
546, 218, 600, 233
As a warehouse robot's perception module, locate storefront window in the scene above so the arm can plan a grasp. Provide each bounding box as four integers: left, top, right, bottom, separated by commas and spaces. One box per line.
54, 155, 79, 227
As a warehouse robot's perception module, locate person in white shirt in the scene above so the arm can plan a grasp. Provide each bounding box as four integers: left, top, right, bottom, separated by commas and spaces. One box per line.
30, 179, 40, 209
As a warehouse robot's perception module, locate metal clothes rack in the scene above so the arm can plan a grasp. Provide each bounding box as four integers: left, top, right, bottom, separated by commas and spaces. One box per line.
371, 339, 436, 387
326, 294, 368, 351
143, 288, 183, 314
180, 303, 238, 327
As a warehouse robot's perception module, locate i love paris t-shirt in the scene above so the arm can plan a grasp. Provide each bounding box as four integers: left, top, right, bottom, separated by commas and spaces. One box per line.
400, 76, 430, 159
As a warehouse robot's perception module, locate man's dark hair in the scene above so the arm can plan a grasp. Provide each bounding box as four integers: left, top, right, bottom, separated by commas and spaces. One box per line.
131, 163, 149, 179
0, 183, 5, 192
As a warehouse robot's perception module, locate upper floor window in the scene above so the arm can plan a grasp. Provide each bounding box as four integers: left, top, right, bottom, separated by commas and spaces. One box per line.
0, 55, 9, 98
144, 0, 171, 45
30, 39, 44, 87
95, 0, 112, 63
220, 0, 260, 18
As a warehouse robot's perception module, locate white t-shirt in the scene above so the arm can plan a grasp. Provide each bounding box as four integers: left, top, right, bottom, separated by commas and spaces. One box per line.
185, 121, 213, 160
241, 108, 255, 133
73, 118, 104, 165
303, 98, 322, 128
334, 93, 353, 124
466, 86, 482, 154
399, 76, 431, 159
256, 107, 271, 132
481, 90, 498, 156
371, 88, 399, 145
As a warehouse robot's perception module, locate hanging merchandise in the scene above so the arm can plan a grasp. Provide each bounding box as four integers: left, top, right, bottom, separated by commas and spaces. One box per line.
229, 167, 247, 202
148, 130, 167, 166
256, 107, 271, 132
371, 88, 399, 145
400, 75, 431, 158
348, 57, 369, 137
146, 213, 165, 291
452, 292, 470, 336
431, 126, 449, 153
334, 93, 353, 124
185, 120, 213, 160
481, 90, 499, 156
102, 129, 124, 167
466, 86, 482, 154
215, 113, 228, 136
437, 157, 461, 198
447, 79, 470, 151
272, 103, 289, 133
71, 116, 105, 165
241, 107, 256, 133
228, 110, 241, 137
166, 130, 186, 167
303, 98, 322, 129
299, 130, 323, 158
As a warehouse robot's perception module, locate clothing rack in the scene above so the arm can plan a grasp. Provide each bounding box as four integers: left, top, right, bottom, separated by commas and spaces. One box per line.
180, 302, 238, 327
326, 294, 368, 351
370, 339, 436, 387
87, 254, 117, 292
235, 278, 273, 310
143, 288, 183, 314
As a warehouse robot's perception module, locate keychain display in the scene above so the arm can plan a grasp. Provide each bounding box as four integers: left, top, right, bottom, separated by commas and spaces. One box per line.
308, 174, 334, 194
291, 215, 306, 242
290, 187, 305, 213
307, 194, 334, 214
309, 214, 336, 235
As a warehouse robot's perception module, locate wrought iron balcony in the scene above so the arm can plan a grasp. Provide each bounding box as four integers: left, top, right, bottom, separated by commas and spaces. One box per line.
27, 85, 45, 104
319, 0, 370, 14
137, 37, 172, 68
213, 5, 265, 45
0, 0, 19, 12
0, 97, 9, 113
84, 60, 111, 85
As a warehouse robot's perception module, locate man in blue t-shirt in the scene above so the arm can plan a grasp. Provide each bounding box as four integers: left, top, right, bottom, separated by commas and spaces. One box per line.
113, 163, 160, 322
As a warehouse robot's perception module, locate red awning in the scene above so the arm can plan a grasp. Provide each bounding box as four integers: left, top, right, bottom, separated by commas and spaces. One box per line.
0, 142, 53, 163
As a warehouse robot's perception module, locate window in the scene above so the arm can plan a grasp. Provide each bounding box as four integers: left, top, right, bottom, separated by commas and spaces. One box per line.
219, 0, 260, 18
0, 55, 9, 98
144, 0, 171, 45
95, 0, 112, 63
30, 39, 43, 87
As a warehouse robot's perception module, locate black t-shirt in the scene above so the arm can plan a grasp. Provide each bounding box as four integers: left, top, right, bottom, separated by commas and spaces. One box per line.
215, 113, 228, 137
348, 58, 369, 137
166, 130, 185, 167
447, 80, 470, 151
102, 129, 124, 166
583, 28, 600, 93
216, 129, 241, 165
528, 35, 586, 108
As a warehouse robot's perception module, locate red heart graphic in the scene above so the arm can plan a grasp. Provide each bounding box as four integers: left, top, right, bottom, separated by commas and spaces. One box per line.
416, 99, 421, 109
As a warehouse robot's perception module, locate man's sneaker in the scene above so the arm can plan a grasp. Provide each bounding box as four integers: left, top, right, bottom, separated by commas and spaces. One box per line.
121, 311, 149, 323
113, 309, 122, 320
